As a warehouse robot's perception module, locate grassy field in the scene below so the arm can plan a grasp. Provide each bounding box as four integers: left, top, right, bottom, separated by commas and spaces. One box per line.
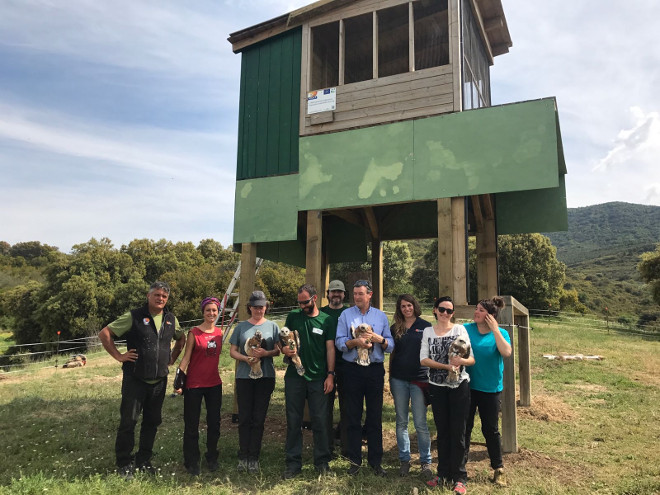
0, 319, 658, 494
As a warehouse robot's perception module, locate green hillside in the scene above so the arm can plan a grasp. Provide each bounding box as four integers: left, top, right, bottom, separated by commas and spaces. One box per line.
544, 202, 660, 265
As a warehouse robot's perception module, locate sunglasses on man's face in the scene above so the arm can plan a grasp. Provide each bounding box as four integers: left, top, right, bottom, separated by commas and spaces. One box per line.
297, 296, 314, 306
436, 307, 454, 315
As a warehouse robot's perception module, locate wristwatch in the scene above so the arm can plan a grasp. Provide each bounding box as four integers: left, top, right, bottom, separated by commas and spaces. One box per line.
327, 370, 336, 376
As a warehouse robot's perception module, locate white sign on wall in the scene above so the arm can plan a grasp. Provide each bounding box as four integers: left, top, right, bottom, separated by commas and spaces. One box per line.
307, 88, 336, 114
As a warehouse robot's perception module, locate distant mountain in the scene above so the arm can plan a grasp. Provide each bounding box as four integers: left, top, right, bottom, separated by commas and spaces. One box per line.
545, 202, 660, 266
545, 202, 660, 316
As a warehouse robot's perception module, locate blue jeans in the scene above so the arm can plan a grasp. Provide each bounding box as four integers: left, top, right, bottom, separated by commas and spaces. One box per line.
390, 377, 432, 464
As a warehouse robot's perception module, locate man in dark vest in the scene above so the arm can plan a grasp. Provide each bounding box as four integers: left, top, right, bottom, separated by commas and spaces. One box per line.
99, 281, 185, 479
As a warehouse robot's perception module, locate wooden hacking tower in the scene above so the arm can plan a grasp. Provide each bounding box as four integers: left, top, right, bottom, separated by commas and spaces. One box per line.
228, 0, 568, 451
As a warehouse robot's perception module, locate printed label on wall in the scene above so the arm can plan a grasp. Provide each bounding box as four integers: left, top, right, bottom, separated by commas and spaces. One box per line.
307, 88, 336, 114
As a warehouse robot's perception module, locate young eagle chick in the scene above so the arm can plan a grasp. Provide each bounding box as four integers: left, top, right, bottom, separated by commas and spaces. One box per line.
351, 323, 374, 366
279, 327, 305, 376
244, 330, 264, 379
447, 337, 470, 383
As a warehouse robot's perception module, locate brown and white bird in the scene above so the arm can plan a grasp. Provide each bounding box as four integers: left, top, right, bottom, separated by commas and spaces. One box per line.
244, 330, 264, 379
279, 327, 305, 376
351, 323, 374, 367
447, 337, 470, 383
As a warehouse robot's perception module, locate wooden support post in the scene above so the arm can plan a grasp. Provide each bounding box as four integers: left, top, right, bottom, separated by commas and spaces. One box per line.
371, 239, 383, 310
517, 313, 532, 407
306, 210, 323, 306
236, 242, 257, 419
498, 297, 518, 453
320, 251, 330, 307
476, 221, 498, 300
238, 243, 257, 321
437, 198, 467, 303
438, 198, 453, 298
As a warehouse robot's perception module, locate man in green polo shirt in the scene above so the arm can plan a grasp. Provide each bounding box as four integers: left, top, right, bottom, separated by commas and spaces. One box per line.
280, 283, 335, 479
98, 281, 185, 479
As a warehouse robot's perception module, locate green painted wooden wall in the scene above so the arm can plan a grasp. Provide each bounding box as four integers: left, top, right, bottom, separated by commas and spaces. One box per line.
236, 28, 302, 180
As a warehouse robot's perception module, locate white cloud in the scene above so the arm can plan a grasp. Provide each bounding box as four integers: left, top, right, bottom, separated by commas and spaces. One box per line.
594, 108, 660, 172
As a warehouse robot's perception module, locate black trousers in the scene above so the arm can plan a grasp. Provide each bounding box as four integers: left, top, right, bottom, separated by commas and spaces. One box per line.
429, 380, 470, 484
235, 377, 275, 461
465, 389, 503, 469
342, 362, 385, 467
327, 361, 348, 454
183, 384, 222, 468
115, 373, 166, 467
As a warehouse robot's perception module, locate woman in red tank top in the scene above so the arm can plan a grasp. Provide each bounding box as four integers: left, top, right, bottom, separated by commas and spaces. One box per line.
175, 297, 223, 475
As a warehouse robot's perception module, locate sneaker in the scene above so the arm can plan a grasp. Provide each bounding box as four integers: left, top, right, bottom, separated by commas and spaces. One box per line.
453, 481, 467, 494
371, 464, 387, 477
492, 467, 507, 487
420, 463, 433, 480
399, 461, 410, 477
185, 464, 200, 476
237, 459, 248, 472
282, 468, 301, 480
247, 460, 260, 473
347, 464, 360, 476
426, 476, 441, 487
136, 461, 157, 475
117, 464, 134, 480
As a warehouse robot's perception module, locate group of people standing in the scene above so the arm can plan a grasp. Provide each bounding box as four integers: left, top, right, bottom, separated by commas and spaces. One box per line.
99, 279, 511, 494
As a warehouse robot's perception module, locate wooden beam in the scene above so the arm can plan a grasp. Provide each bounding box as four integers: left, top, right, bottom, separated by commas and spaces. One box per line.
371, 239, 383, 310
476, 193, 497, 300
517, 313, 532, 407
497, 300, 518, 454
470, 195, 484, 231
364, 207, 379, 239
327, 208, 363, 227
451, 197, 467, 305
321, 248, 330, 307
437, 198, 453, 298
306, 210, 323, 306
484, 16, 504, 32
238, 243, 257, 321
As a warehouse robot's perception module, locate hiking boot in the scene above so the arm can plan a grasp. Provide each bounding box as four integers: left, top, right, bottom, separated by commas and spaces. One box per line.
453, 481, 467, 494
237, 459, 248, 472
185, 463, 200, 476
136, 461, 157, 475
399, 461, 410, 477
492, 467, 507, 486
207, 459, 219, 472
282, 468, 301, 480
247, 460, 260, 473
420, 463, 433, 480
316, 463, 330, 475
347, 464, 360, 476
117, 464, 134, 481
371, 464, 387, 477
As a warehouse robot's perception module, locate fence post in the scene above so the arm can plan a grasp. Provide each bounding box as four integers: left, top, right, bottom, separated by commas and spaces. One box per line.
498, 298, 518, 453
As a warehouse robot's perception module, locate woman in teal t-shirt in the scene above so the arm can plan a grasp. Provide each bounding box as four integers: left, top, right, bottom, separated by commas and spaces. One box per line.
463, 296, 512, 487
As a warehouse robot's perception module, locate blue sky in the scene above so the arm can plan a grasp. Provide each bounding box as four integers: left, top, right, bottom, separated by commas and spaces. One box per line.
1, 0, 658, 253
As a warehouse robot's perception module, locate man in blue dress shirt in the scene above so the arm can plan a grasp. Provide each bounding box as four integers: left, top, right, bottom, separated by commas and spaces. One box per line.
335, 280, 394, 476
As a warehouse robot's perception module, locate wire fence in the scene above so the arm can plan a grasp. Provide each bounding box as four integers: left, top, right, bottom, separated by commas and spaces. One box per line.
1, 304, 657, 375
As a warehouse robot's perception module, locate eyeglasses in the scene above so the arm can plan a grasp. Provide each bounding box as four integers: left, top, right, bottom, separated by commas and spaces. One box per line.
353, 280, 372, 291
436, 307, 454, 315
297, 296, 314, 306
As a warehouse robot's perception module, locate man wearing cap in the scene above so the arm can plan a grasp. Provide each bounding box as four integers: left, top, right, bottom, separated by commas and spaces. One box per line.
320, 280, 349, 456
280, 284, 336, 479
99, 281, 185, 479
335, 279, 394, 476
